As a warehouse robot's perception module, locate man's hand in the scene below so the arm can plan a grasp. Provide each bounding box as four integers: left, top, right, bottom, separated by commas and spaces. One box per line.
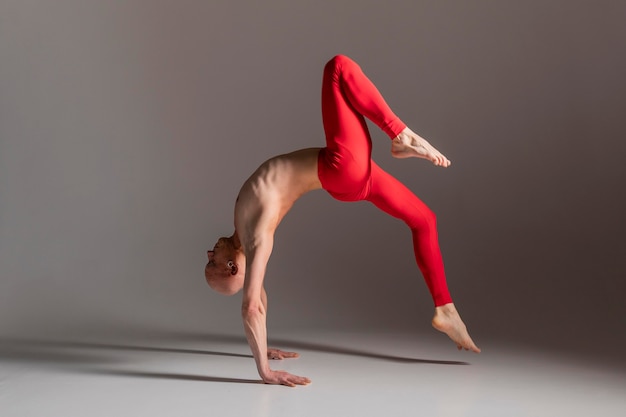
262, 370, 311, 387
267, 348, 299, 360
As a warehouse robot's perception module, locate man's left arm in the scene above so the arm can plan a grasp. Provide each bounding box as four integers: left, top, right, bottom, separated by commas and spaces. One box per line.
261, 287, 299, 361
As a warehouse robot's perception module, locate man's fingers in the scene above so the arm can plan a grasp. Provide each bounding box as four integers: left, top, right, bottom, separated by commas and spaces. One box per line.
264, 370, 310, 387
269, 349, 299, 359
289, 376, 311, 386
284, 374, 311, 387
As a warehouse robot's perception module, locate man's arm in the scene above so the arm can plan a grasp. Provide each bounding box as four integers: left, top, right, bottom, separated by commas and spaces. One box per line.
261, 287, 300, 361
241, 238, 310, 387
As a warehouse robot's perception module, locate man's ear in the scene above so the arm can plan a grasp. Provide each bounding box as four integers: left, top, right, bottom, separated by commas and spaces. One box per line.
230, 263, 238, 275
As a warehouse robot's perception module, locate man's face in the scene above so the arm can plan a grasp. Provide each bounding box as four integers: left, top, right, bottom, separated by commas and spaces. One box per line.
205, 237, 244, 295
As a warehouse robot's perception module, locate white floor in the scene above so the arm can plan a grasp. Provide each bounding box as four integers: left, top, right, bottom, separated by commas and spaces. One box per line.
1, 330, 624, 417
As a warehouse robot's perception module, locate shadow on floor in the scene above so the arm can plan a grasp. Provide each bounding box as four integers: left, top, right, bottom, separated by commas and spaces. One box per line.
145, 332, 469, 365
82, 368, 262, 384
272, 338, 469, 365
0, 338, 261, 384
0, 332, 468, 374
0, 338, 252, 362
0, 341, 123, 366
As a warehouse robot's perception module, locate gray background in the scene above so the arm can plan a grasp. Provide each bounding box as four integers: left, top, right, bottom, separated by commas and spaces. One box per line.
1, 0, 624, 367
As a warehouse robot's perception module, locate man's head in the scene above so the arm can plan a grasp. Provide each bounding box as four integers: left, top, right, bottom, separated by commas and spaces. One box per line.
205, 236, 245, 295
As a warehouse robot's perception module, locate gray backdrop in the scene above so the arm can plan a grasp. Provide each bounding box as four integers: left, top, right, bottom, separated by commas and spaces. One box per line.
1, 0, 625, 366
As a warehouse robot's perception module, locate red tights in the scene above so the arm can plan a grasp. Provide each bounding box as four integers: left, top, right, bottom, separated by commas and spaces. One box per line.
318, 55, 452, 306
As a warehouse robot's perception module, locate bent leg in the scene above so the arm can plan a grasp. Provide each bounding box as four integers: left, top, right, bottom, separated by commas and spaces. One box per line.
367, 162, 452, 306
319, 55, 407, 199
322, 55, 406, 143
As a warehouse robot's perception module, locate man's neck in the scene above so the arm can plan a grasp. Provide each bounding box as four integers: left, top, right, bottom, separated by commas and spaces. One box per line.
231, 231, 242, 250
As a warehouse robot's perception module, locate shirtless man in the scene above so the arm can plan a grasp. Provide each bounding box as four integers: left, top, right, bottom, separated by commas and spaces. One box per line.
205, 55, 480, 387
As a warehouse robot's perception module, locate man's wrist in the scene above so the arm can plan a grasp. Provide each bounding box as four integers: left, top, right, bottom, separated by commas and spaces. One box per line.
258, 366, 272, 380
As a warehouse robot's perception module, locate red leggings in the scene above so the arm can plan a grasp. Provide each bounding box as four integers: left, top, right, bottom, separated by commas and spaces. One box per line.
318, 55, 452, 306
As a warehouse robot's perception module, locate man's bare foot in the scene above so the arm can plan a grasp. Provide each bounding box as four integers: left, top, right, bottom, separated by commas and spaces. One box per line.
432, 303, 481, 353
391, 127, 451, 167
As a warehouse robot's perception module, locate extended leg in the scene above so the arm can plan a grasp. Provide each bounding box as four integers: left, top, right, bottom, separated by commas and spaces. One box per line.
368, 162, 451, 306
368, 162, 480, 352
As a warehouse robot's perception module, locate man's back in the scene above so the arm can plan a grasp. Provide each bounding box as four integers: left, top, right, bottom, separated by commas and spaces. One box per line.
234, 148, 322, 251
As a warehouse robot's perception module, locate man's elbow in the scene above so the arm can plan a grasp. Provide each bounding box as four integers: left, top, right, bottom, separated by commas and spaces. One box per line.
241, 301, 265, 318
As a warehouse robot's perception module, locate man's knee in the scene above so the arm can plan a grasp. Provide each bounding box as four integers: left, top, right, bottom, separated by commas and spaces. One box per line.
325, 54, 358, 76
408, 206, 437, 232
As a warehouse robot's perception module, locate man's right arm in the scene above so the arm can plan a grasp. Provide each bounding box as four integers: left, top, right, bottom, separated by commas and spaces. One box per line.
241, 237, 311, 387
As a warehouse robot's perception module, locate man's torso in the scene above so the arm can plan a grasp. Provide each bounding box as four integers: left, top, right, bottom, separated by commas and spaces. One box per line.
234, 148, 322, 252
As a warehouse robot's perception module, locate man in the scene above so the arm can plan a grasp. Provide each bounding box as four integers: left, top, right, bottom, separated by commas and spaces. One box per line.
205, 55, 480, 387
